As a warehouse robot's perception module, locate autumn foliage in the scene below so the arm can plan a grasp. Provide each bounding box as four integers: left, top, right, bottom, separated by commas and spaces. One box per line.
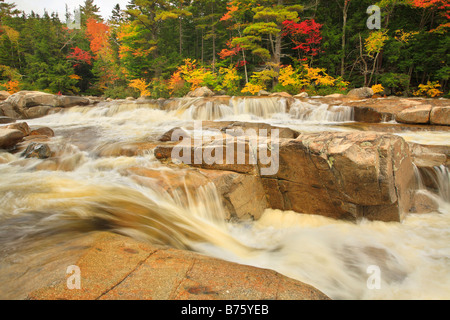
282, 19, 323, 58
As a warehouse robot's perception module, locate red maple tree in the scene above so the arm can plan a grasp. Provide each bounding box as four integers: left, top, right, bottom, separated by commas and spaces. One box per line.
67, 47, 93, 66
282, 19, 323, 58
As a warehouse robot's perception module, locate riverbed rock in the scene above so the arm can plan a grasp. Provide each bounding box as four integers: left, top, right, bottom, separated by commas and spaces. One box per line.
294, 92, 309, 98
0, 116, 15, 124
6, 122, 31, 136
347, 87, 374, 99
0, 91, 10, 101
158, 127, 190, 142
25, 232, 329, 300
409, 191, 439, 214
56, 95, 91, 108
0, 102, 21, 119
261, 132, 415, 222
270, 92, 292, 98
430, 107, 450, 126
0, 128, 24, 149
258, 90, 270, 96
24, 105, 52, 119
186, 86, 215, 98
29, 127, 55, 137
154, 129, 416, 222
124, 166, 268, 220
6, 91, 57, 108
395, 105, 432, 124
21, 142, 52, 159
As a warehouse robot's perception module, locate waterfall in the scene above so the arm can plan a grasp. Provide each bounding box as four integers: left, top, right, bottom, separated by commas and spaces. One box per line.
289, 100, 354, 122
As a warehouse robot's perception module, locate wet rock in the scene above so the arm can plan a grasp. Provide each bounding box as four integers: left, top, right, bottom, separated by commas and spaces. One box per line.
409, 143, 449, 168
154, 130, 416, 222
262, 132, 415, 222
186, 86, 215, 98
30, 127, 55, 137
220, 122, 299, 139
158, 127, 190, 142
258, 90, 270, 96
395, 105, 432, 124
347, 87, 374, 99
325, 93, 345, 99
430, 107, 450, 126
125, 166, 268, 220
56, 95, 90, 108
0, 102, 21, 119
0, 91, 10, 101
0, 116, 15, 124
0, 128, 24, 149
294, 92, 308, 98
27, 232, 330, 300
6, 122, 31, 136
270, 92, 292, 98
21, 142, 52, 159
24, 105, 51, 119
6, 91, 57, 108
409, 191, 439, 214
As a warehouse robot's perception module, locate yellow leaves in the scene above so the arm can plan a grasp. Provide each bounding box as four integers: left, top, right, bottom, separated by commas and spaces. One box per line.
277, 64, 346, 94
278, 65, 297, 87
371, 84, 384, 94
129, 78, 151, 97
241, 82, 264, 95
414, 81, 443, 98
2, 26, 19, 44
219, 66, 241, 90
169, 59, 213, 92
394, 30, 419, 43
69, 74, 82, 80
365, 30, 389, 57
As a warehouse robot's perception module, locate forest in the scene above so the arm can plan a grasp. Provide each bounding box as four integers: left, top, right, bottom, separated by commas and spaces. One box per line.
0, 0, 448, 99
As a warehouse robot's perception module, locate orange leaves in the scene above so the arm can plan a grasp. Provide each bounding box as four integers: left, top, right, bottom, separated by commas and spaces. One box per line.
69, 74, 82, 80
220, 4, 239, 21
218, 39, 242, 59
85, 18, 110, 58
2, 80, 20, 94
129, 78, 151, 97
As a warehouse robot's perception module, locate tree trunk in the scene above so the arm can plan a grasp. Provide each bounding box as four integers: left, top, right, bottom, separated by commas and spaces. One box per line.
179, 17, 182, 56
340, 0, 350, 77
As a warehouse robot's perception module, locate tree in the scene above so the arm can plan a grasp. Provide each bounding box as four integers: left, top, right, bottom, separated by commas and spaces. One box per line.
81, 0, 102, 23
338, 0, 351, 77
229, 0, 303, 87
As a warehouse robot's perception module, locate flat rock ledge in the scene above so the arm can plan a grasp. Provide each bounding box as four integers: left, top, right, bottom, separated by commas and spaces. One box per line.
26, 232, 329, 300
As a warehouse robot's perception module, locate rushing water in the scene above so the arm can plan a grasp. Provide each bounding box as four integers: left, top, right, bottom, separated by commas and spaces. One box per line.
0, 97, 449, 300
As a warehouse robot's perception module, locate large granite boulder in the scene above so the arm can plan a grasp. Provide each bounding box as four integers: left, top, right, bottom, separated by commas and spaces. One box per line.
186, 86, 215, 98
261, 132, 415, 222
23, 232, 330, 300
347, 87, 374, 99
430, 107, 450, 126
154, 127, 416, 222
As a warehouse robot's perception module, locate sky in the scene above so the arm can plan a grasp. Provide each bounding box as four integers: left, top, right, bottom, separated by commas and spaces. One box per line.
13, 0, 131, 20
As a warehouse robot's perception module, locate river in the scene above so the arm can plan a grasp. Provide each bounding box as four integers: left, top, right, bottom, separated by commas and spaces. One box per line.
0, 97, 449, 300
